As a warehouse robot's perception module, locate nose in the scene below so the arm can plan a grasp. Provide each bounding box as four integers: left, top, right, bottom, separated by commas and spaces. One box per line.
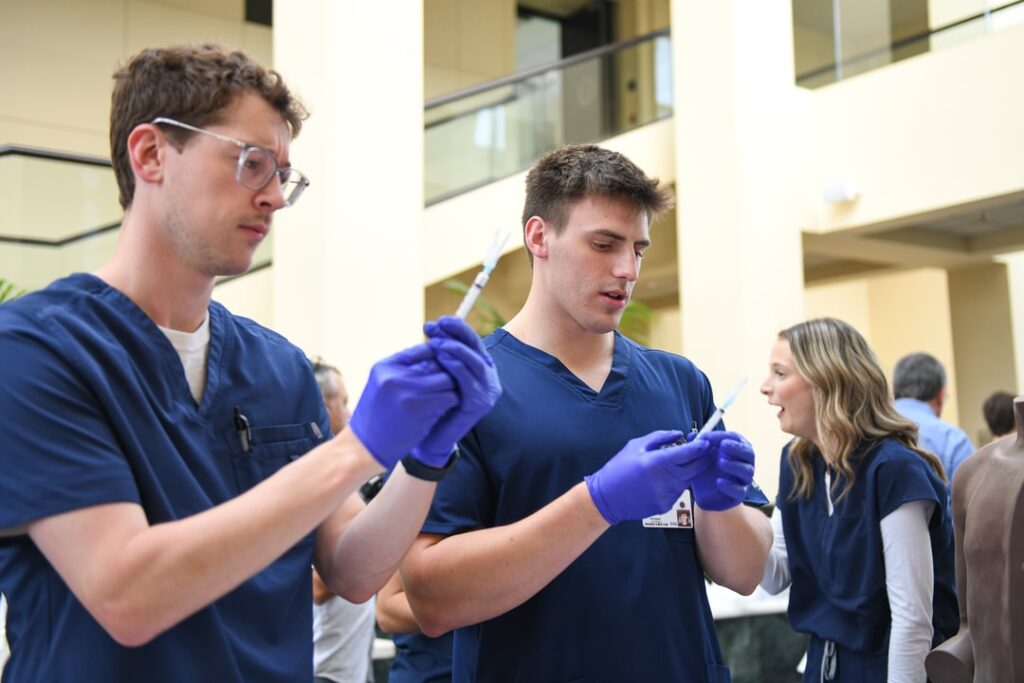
612, 251, 640, 282
256, 174, 287, 213
760, 376, 772, 396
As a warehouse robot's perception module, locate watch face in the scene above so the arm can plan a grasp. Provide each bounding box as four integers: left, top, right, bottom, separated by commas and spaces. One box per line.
359, 474, 385, 502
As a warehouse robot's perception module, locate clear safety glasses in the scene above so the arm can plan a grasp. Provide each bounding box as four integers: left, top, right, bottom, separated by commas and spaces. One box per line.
152, 117, 310, 207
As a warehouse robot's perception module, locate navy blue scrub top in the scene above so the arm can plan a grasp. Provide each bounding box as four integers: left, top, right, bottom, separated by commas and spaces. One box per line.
777, 439, 958, 659
424, 329, 765, 683
0, 274, 331, 681
389, 631, 454, 683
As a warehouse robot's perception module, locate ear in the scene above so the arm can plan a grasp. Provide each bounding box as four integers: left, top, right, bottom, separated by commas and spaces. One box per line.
126, 124, 168, 189
523, 215, 550, 262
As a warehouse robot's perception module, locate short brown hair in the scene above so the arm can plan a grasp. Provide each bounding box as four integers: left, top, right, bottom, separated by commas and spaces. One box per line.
983, 391, 1015, 437
521, 144, 673, 259
110, 43, 308, 209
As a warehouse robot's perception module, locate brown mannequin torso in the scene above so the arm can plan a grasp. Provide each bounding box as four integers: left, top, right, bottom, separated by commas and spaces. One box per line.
926, 396, 1024, 682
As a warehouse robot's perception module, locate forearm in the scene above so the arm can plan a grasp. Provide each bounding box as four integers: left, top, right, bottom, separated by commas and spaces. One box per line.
402, 483, 609, 636
883, 500, 934, 683
317, 462, 437, 602
376, 572, 421, 634
759, 506, 791, 595
29, 429, 379, 646
695, 503, 772, 594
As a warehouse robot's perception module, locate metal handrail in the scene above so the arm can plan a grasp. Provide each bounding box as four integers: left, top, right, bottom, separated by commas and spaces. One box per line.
425, 28, 670, 110
796, 0, 1024, 84
0, 144, 111, 168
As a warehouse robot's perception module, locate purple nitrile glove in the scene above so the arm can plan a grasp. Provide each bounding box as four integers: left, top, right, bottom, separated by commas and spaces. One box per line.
584, 430, 714, 525
688, 430, 756, 511
411, 316, 502, 467
348, 343, 459, 469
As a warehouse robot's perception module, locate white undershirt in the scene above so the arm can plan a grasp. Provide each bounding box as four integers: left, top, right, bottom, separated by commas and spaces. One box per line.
760, 475, 935, 683
157, 315, 211, 404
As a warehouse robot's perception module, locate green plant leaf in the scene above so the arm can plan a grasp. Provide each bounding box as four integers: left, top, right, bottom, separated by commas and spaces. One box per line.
0, 278, 25, 304
442, 279, 506, 336
619, 298, 651, 346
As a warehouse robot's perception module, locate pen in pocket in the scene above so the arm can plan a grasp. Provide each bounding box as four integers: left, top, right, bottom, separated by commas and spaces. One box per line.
234, 405, 252, 452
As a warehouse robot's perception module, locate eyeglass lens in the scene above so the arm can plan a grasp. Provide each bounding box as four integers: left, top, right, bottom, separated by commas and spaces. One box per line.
237, 147, 307, 206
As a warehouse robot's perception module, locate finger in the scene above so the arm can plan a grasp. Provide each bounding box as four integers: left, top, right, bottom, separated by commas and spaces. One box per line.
674, 454, 713, 480
436, 316, 488, 355
423, 320, 441, 339
718, 439, 755, 464
388, 342, 438, 366
715, 478, 747, 503
386, 360, 457, 393
431, 338, 490, 383
717, 458, 755, 484
695, 430, 735, 447
641, 429, 687, 450
658, 439, 713, 468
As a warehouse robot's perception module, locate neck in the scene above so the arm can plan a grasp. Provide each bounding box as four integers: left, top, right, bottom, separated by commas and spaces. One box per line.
95, 210, 214, 331
503, 289, 615, 369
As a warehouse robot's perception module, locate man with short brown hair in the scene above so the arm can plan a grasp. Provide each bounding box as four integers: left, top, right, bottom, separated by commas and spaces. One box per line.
0, 44, 500, 681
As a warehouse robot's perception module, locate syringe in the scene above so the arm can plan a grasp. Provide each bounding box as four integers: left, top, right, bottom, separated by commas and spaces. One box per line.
455, 231, 511, 319
695, 378, 748, 438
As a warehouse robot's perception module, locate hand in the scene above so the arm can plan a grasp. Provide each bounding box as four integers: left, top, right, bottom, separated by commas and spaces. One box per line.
411, 316, 502, 467
348, 344, 459, 469
688, 431, 756, 511
584, 430, 713, 525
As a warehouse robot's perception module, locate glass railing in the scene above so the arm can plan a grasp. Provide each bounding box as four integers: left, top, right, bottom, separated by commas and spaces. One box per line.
0, 145, 271, 295
794, 0, 1024, 89
425, 29, 673, 205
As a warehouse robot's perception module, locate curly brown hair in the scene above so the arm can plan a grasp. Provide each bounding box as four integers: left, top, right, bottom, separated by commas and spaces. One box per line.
110, 43, 308, 209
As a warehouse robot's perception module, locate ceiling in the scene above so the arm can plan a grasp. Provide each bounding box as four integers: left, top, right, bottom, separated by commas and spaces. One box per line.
803, 190, 1024, 283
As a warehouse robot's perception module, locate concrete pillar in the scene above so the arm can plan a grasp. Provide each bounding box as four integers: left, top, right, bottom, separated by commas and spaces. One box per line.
272, 1, 425, 400
671, 0, 810, 498
949, 262, 1018, 443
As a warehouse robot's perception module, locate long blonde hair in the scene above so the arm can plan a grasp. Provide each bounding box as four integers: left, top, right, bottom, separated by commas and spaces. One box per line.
781, 318, 945, 503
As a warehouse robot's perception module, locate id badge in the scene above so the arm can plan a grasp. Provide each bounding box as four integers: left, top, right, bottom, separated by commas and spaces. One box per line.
642, 489, 694, 529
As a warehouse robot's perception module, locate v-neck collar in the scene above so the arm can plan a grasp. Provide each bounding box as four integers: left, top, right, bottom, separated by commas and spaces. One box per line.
492, 328, 632, 407
71, 273, 227, 416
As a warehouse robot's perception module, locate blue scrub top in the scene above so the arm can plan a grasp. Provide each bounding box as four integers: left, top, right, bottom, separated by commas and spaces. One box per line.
424, 329, 763, 683
0, 274, 331, 681
777, 439, 958, 677
389, 631, 454, 683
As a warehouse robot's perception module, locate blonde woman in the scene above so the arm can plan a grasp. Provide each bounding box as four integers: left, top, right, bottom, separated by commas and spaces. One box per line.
759, 318, 957, 682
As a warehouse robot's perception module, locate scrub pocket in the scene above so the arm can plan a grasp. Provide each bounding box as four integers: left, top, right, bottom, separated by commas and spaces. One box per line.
706, 663, 733, 683
230, 422, 317, 493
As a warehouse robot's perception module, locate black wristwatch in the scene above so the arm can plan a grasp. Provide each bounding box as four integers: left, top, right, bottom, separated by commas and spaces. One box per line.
401, 446, 460, 481
358, 474, 385, 503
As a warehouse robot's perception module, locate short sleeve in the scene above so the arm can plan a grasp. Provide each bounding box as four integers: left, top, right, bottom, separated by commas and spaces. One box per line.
0, 329, 140, 530
874, 446, 944, 521
421, 428, 494, 535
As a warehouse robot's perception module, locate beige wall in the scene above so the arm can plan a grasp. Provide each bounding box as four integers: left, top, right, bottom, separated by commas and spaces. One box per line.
999, 250, 1024, 394
805, 269, 963, 427
272, 1, 425, 401
672, 0, 809, 499
806, 23, 1024, 234
424, 0, 517, 100
0, 0, 269, 157
214, 267, 274, 328
949, 262, 1018, 443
